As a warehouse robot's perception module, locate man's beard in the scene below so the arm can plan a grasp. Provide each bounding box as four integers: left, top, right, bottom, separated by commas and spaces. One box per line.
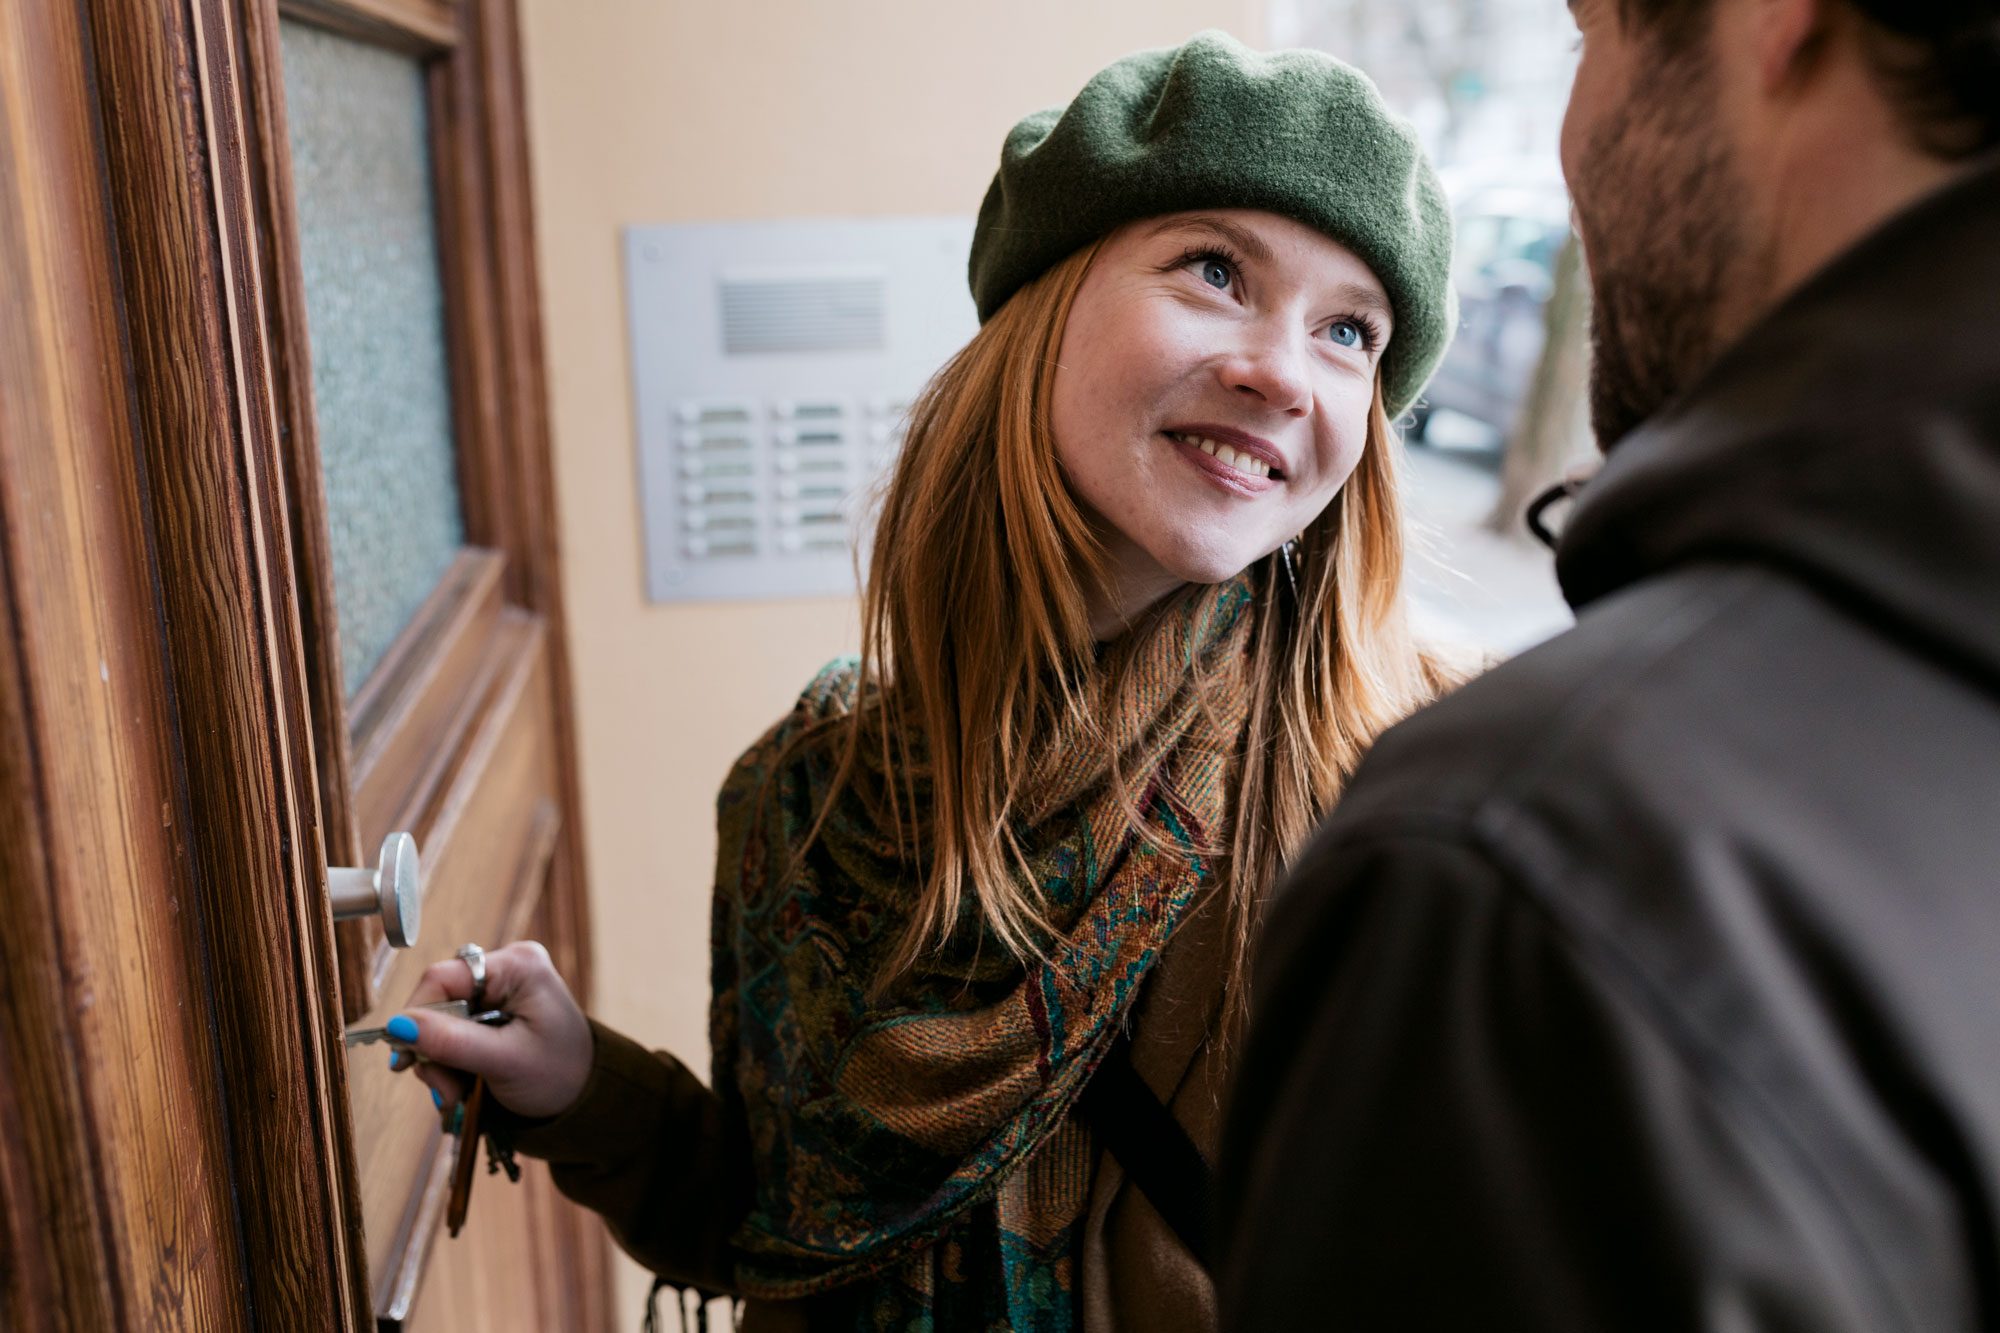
1572, 45, 1766, 449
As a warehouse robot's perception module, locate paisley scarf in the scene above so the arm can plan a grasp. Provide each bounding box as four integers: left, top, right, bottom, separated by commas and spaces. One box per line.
709, 577, 1256, 1330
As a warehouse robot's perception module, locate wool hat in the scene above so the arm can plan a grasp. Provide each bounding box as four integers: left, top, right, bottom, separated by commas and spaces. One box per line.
970, 31, 1456, 418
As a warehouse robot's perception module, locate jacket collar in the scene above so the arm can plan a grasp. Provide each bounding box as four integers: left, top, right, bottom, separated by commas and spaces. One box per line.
1556, 153, 2000, 688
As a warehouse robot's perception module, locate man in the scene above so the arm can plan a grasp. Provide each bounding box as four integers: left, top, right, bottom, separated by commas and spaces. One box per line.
1219, 1, 2000, 1328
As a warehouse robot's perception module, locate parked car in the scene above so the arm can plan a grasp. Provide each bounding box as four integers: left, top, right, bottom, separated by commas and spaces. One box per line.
1407, 180, 1571, 459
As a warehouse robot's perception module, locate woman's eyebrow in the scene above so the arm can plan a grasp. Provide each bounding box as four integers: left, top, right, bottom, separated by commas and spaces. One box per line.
1145, 214, 1276, 265
1147, 216, 1392, 321
1331, 282, 1392, 321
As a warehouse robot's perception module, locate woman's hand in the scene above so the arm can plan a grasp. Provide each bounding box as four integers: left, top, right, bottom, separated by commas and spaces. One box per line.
384, 940, 593, 1119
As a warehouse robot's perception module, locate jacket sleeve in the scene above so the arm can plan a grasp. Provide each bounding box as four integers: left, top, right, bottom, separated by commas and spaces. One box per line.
492, 1018, 752, 1294
1217, 826, 1882, 1332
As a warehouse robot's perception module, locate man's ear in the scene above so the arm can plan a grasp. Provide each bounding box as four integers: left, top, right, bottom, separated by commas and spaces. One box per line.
1753, 0, 1837, 94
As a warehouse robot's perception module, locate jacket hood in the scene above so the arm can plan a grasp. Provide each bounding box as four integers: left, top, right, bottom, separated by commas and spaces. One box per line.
1557, 153, 2000, 689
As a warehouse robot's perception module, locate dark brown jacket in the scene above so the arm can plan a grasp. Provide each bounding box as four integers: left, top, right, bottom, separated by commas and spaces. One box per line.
1221, 155, 2000, 1330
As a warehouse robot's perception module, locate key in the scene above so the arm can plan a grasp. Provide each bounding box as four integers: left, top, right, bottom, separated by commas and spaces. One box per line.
342, 999, 511, 1048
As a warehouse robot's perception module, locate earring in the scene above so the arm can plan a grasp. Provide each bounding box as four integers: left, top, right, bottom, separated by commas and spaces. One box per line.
1280, 537, 1300, 599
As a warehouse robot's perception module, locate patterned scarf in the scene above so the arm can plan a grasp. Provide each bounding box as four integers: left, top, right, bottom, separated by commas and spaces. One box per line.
709, 577, 1256, 1331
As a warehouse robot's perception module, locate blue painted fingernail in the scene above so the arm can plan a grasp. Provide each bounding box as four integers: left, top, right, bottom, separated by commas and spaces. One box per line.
388, 1050, 408, 1071
386, 1015, 419, 1043
431, 1088, 443, 1108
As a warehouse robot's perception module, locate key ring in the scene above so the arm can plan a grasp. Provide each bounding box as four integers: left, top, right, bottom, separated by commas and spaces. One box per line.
456, 942, 487, 1011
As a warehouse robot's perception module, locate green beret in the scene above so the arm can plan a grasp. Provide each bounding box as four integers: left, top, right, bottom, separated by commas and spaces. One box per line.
969, 31, 1457, 418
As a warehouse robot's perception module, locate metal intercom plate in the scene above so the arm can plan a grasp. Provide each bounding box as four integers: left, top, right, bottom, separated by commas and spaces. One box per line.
625, 217, 979, 602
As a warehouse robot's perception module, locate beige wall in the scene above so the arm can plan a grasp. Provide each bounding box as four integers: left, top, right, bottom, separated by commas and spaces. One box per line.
516, 1, 1263, 1320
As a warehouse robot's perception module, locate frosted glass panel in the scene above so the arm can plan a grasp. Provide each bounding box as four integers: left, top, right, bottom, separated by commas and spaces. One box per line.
282, 19, 464, 696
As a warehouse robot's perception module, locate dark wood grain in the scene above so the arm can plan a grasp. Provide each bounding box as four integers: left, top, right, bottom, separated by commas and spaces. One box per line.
348, 616, 557, 1283
432, 41, 511, 568
379, 1127, 460, 1326
362, 605, 528, 997
0, 6, 254, 1328
375, 794, 558, 1329
348, 549, 506, 849
400, 836, 574, 1333
74, 0, 371, 1324
0, 0, 361, 1326
277, 0, 457, 52
239, 0, 384, 1021
1, 0, 618, 1323
405, 1156, 575, 1333
349, 550, 503, 744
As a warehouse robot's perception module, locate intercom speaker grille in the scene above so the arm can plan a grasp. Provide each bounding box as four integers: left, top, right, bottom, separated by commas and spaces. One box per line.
721, 270, 887, 356
627, 217, 977, 601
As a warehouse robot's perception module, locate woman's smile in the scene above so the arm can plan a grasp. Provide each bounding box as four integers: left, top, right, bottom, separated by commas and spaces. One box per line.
1163, 426, 1286, 495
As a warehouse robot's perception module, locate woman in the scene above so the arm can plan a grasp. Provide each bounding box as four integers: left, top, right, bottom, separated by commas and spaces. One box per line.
387, 30, 1457, 1332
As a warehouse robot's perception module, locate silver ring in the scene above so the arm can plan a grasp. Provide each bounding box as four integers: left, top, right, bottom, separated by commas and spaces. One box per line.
456, 942, 487, 1010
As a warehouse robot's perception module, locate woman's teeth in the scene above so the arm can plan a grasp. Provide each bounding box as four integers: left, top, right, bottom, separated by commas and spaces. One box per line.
1170, 431, 1273, 480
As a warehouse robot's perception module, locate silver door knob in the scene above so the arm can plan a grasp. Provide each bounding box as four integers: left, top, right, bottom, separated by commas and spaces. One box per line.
327, 831, 422, 948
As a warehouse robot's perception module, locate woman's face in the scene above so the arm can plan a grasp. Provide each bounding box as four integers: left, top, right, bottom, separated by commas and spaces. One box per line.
1050, 208, 1391, 628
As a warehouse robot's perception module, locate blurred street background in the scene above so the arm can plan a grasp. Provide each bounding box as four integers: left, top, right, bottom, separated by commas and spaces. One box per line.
1279, 0, 1592, 655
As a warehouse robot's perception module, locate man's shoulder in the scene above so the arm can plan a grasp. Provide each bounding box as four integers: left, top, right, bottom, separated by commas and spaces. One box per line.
1262, 565, 1815, 1096
1334, 567, 1759, 842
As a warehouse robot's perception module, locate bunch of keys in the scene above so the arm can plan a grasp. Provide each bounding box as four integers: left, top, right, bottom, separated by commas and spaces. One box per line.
342, 943, 523, 1237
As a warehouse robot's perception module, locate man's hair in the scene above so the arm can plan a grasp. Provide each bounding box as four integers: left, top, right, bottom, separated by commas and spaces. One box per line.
1620, 0, 2000, 157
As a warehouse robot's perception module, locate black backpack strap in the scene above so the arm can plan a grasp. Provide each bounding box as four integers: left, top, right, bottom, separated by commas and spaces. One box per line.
1074, 1033, 1215, 1271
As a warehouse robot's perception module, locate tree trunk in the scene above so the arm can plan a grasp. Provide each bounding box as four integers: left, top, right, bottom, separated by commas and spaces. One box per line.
1488, 228, 1591, 538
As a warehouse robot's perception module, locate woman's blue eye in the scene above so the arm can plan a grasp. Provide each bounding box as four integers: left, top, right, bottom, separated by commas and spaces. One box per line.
1326, 320, 1363, 348
1200, 259, 1231, 289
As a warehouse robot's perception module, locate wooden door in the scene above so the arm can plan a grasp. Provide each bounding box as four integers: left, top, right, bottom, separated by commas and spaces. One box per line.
0, 0, 611, 1328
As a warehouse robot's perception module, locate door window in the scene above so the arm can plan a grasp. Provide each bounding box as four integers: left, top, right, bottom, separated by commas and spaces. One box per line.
281, 18, 465, 695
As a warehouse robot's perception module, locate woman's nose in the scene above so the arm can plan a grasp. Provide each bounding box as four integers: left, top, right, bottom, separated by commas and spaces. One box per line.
1221, 325, 1313, 416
